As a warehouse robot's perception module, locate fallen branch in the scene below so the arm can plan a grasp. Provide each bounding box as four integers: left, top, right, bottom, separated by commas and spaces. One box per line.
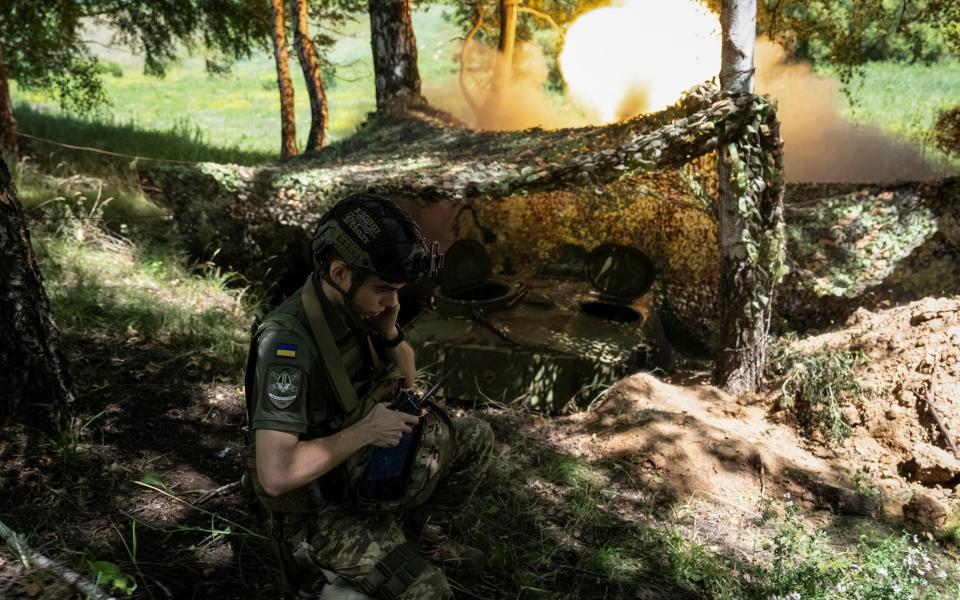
923, 353, 958, 459
0, 518, 117, 600
193, 480, 241, 505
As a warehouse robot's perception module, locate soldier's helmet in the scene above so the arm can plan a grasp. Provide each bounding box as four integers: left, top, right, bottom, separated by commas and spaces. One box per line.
311, 194, 443, 284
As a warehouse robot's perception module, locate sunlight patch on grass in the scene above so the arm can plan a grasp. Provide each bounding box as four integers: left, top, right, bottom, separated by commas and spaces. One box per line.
35, 229, 253, 376
13, 157, 164, 224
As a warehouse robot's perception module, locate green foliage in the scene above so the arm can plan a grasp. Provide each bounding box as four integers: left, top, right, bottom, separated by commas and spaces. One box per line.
701, 0, 960, 92
765, 0, 956, 66
540, 454, 590, 486
26, 194, 255, 377
90, 560, 137, 596
935, 105, 960, 158
756, 498, 950, 599
766, 337, 868, 444
95, 61, 125, 78
14, 103, 273, 173
1, 1, 271, 114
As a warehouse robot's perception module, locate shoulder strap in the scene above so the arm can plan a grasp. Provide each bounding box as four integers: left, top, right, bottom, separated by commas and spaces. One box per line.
300, 277, 361, 413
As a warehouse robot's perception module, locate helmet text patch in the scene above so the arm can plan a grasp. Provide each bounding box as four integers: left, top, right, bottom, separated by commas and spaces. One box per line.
343, 208, 382, 244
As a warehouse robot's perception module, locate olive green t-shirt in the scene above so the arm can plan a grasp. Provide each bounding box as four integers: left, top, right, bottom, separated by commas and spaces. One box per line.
249, 283, 379, 436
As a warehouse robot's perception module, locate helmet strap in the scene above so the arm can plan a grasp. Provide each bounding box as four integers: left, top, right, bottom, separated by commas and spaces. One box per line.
319, 269, 376, 335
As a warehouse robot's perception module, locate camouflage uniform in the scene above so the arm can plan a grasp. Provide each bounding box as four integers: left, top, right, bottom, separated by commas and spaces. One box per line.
245, 278, 494, 599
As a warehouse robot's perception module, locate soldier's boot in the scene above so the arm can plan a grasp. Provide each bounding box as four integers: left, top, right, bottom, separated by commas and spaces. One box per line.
418, 523, 487, 575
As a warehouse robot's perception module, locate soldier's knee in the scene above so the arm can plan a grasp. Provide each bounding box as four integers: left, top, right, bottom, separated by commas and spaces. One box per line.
459, 418, 495, 458
397, 566, 452, 600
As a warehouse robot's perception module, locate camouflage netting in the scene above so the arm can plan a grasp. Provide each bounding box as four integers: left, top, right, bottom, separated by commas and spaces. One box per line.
780, 178, 960, 331
145, 83, 777, 342
144, 82, 958, 348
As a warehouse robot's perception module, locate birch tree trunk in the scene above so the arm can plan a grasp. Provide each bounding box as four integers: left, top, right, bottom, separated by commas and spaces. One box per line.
715, 0, 774, 395
0, 45, 19, 155
0, 156, 75, 430
369, 0, 424, 111
290, 0, 327, 152
270, 0, 299, 158
720, 0, 756, 93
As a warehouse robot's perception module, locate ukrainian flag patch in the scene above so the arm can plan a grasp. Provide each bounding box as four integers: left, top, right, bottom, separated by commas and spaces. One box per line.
275, 343, 297, 359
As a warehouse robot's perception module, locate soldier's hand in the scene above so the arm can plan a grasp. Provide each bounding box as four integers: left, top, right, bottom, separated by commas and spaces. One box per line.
361, 402, 420, 447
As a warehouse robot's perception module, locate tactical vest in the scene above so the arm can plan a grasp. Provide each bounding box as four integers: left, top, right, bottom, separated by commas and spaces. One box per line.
244, 277, 453, 514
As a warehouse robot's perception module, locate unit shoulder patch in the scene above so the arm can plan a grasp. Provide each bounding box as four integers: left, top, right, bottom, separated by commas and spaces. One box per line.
266, 365, 302, 409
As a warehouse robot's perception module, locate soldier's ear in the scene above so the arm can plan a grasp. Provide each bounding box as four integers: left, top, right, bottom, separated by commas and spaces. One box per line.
329, 259, 351, 287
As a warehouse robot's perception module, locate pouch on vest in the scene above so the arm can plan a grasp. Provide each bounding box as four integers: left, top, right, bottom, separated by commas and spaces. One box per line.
353, 401, 454, 513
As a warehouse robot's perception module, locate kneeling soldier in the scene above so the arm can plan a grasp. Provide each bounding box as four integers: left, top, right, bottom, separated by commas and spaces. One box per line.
244, 194, 494, 599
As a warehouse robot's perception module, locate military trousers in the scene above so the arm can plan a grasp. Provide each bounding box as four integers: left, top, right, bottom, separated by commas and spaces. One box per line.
286, 417, 494, 599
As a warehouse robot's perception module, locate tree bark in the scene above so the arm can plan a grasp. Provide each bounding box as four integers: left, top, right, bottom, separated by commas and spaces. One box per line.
368, 0, 424, 111
270, 0, 299, 158
715, 0, 771, 395
720, 0, 756, 93
0, 156, 75, 430
0, 44, 19, 155
290, 0, 327, 152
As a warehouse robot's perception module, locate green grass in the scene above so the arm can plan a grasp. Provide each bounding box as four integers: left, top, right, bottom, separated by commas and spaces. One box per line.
11, 8, 462, 160
459, 440, 959, 599
31, 208, 254, 377
12, 156, 165, 223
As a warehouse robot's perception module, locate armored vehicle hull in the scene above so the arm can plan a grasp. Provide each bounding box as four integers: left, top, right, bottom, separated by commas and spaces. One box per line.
407, 275, 671, 414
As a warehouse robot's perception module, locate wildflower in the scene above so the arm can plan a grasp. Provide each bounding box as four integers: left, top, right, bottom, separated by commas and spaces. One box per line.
876, 566, 888, 577
938, 570, 948, 579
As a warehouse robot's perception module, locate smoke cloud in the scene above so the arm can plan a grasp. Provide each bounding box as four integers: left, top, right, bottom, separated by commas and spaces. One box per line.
422, 38, 939, 183
754, 40, 935, 183
422, 41, 589, 131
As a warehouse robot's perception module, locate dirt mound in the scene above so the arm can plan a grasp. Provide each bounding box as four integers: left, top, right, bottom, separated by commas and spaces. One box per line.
789, 295, 960, 520
524, 372, 876, 516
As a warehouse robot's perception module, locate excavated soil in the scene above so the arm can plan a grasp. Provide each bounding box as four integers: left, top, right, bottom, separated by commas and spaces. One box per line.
502, 296, 960, 531
511, 371, 876, 519
788, 295, 960, 524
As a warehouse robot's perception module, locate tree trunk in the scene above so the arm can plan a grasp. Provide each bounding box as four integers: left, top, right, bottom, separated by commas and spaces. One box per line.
0, 156, 74, 430
270, 0, 299, 158
290, 0, 327, 152
0, 45, 19, 155
720, 0, 756, 93
368, 0, 424, 111
715, 0, 775, 395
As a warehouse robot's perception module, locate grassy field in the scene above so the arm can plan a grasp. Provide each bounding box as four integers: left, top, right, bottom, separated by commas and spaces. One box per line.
11, 8, 461, 160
